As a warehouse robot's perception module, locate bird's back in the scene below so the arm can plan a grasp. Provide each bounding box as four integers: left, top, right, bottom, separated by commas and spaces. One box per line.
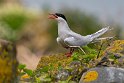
63, 30, 92, 46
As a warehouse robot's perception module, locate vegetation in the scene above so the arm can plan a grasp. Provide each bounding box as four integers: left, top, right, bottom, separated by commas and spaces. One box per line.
0, 6, 34, 41
18, 46, 98, 83
18, 39, 124, 82
0, 2, 123, 83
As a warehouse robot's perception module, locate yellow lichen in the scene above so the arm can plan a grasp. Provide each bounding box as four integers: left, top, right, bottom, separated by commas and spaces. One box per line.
36, 54, 73, 76
105, 40, 124, 53
82, 71, 98, 82
0, 43, 18, 83
21, 74, 30, 80
37, 54, 72, 69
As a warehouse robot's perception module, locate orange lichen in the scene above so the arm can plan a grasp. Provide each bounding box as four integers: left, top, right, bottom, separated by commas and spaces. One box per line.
82, 71, 98, 82
21, 74, 30, 80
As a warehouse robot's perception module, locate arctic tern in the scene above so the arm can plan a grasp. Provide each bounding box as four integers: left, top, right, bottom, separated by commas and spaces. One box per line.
48, 13, 112, 57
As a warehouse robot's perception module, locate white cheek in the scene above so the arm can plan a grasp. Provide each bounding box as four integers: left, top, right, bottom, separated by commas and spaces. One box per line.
57, 17, 61, 20
56, 17, 65, 21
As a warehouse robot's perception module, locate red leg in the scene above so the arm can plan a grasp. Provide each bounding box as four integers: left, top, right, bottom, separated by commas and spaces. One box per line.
65, 48, 74, 57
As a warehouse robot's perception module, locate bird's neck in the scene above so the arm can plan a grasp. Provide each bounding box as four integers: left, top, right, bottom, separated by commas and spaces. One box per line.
58, 20, 71, 35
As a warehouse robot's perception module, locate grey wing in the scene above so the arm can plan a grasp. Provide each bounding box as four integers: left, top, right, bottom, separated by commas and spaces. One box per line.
64, 30, 93, 46
64, 37, 86, 46
56, 37, 68, 48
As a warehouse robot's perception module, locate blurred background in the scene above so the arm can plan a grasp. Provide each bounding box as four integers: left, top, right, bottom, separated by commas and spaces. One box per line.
0, 0, 123, 69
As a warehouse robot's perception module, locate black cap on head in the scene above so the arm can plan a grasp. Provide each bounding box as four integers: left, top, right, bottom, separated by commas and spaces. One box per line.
55, 13, 67, 21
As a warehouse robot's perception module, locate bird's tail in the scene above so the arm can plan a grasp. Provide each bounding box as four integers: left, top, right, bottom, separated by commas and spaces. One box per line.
90, 26, 112, 39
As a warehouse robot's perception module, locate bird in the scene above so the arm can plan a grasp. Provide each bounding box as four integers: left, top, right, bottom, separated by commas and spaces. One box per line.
48, 13, 113, 57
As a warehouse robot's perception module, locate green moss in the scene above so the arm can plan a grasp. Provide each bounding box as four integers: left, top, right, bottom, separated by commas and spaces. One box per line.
37, 54, 73, 73
34, 47, 98, 82
19, 40, 124, 82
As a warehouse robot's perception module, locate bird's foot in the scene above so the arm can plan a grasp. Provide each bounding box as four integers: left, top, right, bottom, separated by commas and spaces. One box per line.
65, 52, 72, 57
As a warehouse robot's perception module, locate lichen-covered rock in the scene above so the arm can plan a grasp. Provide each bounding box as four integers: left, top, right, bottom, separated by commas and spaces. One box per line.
56, 69, 70, 81
105, 40, 124, 54
79, 67, 124, 83
0, 39, 18, 83
36, 54, 86, 82
69, 61, 82, 75
37, 54, 72, 73
97, 40, 124, 67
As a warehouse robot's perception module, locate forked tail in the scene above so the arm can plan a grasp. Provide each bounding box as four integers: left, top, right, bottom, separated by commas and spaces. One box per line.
91, 26, 111, 39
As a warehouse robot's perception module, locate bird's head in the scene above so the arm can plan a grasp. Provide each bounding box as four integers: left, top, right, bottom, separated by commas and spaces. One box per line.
48, 13, 67, 22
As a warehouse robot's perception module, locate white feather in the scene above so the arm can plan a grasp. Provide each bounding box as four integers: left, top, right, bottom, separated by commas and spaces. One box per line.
90, 26, 110, 39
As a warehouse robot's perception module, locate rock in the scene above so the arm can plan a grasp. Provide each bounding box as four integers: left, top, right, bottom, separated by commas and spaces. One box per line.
79, 67, 124, 83
105, 40, 124, 54
56, 69, 70, 81
97, 40, 124, 67
0, 39, 18, 83
69, 61, 82, 75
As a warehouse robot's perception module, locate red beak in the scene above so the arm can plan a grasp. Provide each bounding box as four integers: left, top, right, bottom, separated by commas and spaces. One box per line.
48, 13, 58, 19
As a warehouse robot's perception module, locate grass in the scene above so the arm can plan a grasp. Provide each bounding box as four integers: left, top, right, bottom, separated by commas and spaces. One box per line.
17, 40, 124, 82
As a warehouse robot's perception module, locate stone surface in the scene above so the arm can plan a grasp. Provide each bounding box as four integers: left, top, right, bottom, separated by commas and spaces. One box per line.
97, 40, 124, 67
79, 67, 124, 83
0, 39, 18, 83
56, 69, 70, 81
105, 40, 124, 54
103, 40, 124, 59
